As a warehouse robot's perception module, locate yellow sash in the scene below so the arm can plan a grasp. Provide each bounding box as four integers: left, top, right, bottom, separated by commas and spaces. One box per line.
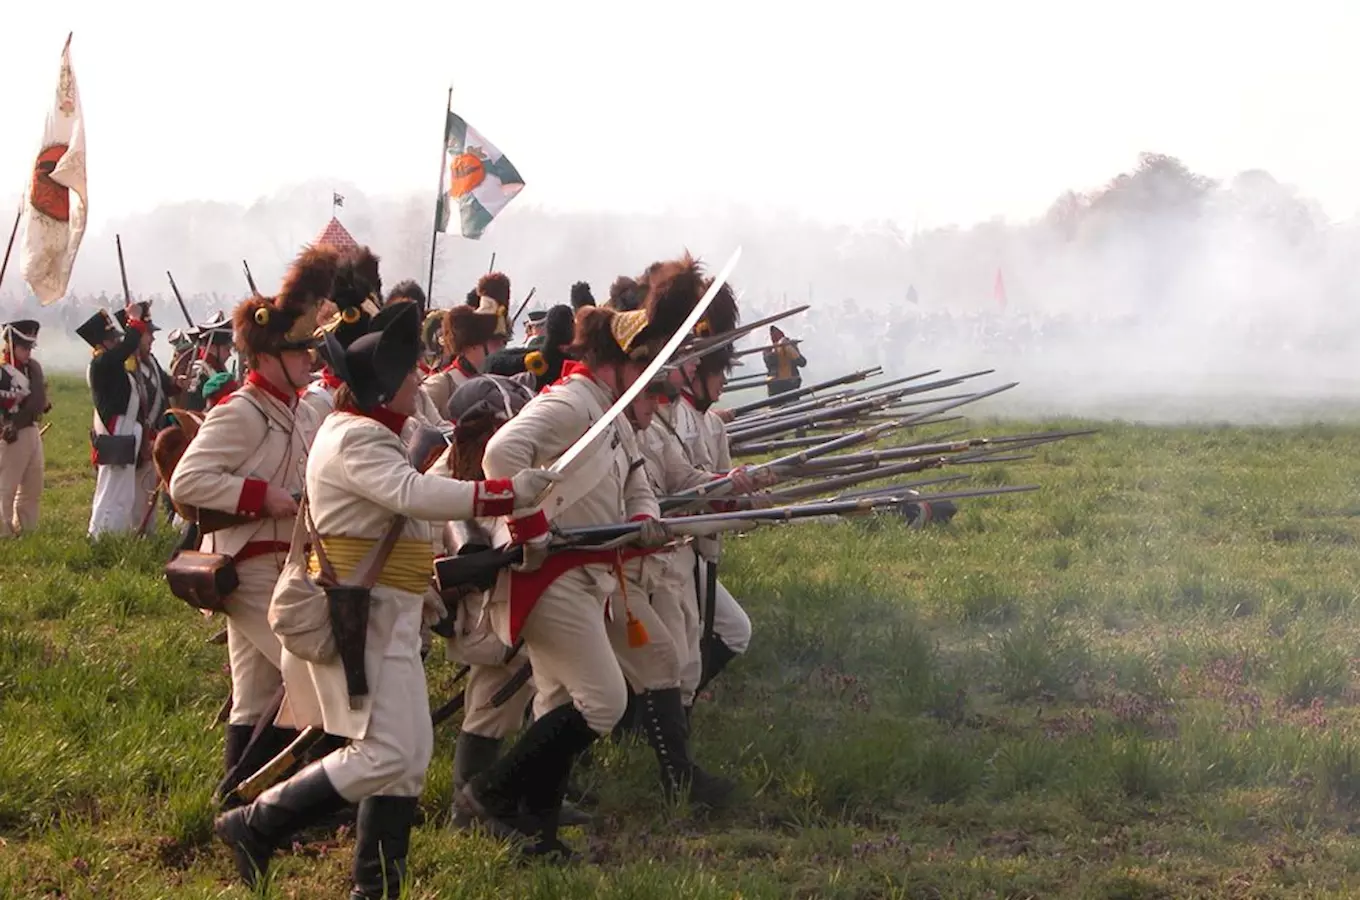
308, 536, 433, 595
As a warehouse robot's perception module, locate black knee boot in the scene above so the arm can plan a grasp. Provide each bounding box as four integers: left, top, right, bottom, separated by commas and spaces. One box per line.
214, 761, 349, 888
454, 703, 599, 845
638, 687, 735, 808
696, 634, 739, 694
450, 732, 502, 828
350, 795, 419, 900
217, 725, 300, 810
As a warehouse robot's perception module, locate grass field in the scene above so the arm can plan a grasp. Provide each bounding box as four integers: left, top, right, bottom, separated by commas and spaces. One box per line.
6, 374, 1360, 899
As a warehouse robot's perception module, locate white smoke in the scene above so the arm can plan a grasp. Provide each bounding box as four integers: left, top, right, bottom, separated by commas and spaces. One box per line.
6, 155, 1360, 423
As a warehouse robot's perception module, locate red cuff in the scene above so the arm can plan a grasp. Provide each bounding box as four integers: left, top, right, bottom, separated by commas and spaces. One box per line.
508, 510, 549, 543
474, 478, 516, 518
237, 478, 268, 516
126, 317, 149, 336
629, 514, 655, 522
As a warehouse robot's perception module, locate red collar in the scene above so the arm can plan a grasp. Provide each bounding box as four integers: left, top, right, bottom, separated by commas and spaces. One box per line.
449, 356, 477, 378
552, 359, 594, 388
246, 370, 297, 408
320, 367, 344, 390
358, 404, 409, 436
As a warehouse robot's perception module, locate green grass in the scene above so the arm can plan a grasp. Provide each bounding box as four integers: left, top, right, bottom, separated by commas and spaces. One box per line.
8, 376, 1360, 897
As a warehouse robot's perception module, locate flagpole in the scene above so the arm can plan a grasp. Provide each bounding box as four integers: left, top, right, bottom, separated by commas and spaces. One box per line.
427, 86, 452, 307
0, 208, 20, 291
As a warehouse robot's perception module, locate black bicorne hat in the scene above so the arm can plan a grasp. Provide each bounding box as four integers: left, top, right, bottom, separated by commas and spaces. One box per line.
320, 299, 421, 410
76, 310, 122, 347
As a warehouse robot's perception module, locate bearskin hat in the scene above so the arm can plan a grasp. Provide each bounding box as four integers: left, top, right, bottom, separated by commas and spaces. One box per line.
694, 279, 741, 378
234, 245, 336, 363
386, 279, 426, 309
570, 281, 596, 310
443, 304, 501, 355
571, 253, 706, 366
316, 246, 384, 349
607, 275, 642, 311
477, 272, 511, 305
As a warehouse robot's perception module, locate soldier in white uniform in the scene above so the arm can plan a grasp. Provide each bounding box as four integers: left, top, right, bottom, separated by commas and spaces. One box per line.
419, 296, 502, 417
435, 375, 541, 822
214, 298, 557, 897
170, 245, 344, 804
453, 255, 709, 860
0, 320, 48, 537
81, 307, 149, 536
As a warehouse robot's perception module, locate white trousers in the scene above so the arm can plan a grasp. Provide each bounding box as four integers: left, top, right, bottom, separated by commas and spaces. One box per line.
322, 608, 434, 801
224, 555, 286, 725
609, 565, 683, 693
88, 463, 138, 536
657, 545, 703, 704
461, 662, 533, 739
493, 566, 628, 736
0, 426, 43, 537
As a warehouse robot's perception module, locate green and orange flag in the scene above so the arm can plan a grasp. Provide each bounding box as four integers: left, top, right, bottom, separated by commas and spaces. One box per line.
435, 111, 524, 240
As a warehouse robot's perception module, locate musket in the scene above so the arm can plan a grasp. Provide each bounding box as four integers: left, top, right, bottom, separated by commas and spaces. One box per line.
166, 271, 195, 329
731, 431, 858, 456
509, 287, 537, 329
718, 380, 772, 394
726, 367, 883, 418
662, 305, 811, 372
231, 726, 326, 803
667, 382, 1018, 510
732, 340, 801, 359
776, 429, 1094, 477
709, 471, 973, 508
727, 373, 1002, 443
732, 371, 940, 425
434, 485, 1040, 594
242, 260, 259, 295
116, 234, 133, 305
729, 370, 992, 435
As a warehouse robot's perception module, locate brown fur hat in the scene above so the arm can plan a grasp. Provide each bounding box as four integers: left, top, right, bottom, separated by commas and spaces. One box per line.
477, 272, 511, 305
631, 252, 706, 353
442, 305, 501, 355
695, 278, 740, 377
234, 244, 337, 363
571, 253, 707, 366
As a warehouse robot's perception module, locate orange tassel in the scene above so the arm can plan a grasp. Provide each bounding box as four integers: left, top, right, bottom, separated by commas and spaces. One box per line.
627, 610, 649, 648
615, 554, 649, 647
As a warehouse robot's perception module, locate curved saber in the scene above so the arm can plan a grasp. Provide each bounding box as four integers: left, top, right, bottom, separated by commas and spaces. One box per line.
535, 247, 743, 501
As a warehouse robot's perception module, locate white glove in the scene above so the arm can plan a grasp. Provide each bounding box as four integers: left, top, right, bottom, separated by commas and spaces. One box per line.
511, 467, 563, 506
635, 517, 674, 549
513, 534, 552, 573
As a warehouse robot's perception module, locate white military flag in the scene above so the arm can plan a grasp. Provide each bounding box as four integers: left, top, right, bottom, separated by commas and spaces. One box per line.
20, 33, 88, 305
